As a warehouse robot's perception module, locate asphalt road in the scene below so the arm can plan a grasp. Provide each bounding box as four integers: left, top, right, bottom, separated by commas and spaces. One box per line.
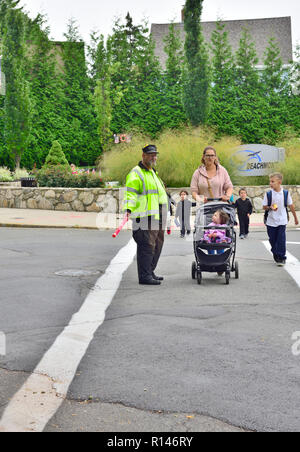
0, 227, 300, 432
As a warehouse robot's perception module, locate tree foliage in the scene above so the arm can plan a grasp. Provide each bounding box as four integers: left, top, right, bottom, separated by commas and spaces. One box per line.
208, 20, 237, 136
183, 0, 210, 126
43, 140, 70, 169
0, 3, 299, 170
2, 5, 32, 168
162, 22, 186, 129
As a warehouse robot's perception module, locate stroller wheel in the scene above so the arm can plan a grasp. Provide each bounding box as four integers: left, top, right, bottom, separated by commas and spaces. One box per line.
225, 270, 230, 285
192, 262, 196, 280
235, 262, 239, 279
197, 271, 202, 285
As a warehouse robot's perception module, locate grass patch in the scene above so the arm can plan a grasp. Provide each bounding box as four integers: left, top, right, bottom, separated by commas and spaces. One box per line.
101, 127, 300, 187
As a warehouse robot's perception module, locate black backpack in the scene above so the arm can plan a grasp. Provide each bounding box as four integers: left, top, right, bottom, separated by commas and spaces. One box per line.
264, 190, 289, 225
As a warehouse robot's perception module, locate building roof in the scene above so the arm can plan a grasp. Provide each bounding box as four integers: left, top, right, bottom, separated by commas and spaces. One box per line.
151, 17, 293, 68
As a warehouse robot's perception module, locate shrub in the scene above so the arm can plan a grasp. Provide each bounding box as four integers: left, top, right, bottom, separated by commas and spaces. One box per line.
13, 168, 29, 180
43, 141, 70, 170
0, 167, 13, 182
276, 137, 300, 185
36, 165, 104, 188
36, 165, 71, 187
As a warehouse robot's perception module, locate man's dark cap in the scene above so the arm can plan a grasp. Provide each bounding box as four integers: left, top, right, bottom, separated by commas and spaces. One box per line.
142, 144, 159, 154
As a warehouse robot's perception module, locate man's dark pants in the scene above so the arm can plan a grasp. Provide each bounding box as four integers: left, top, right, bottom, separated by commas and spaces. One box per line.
132, 218, 165, 282
267, 225, 287, 261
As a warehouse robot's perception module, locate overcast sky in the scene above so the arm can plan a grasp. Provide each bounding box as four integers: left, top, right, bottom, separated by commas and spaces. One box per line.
19, 0, 299, 49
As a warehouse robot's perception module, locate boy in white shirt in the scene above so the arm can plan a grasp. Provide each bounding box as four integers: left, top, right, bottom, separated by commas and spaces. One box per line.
263, 173, 299, 266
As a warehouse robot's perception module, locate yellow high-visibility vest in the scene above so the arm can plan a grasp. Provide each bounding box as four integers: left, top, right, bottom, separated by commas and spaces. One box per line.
123, 164, 168, 220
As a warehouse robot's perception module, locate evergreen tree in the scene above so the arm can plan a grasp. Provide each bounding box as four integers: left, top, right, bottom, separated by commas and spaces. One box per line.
0, 0, 21, 36
233, 28, 263, 143
183, 0, 210, 126
2, 6, 32, 168
108, 14, 163, 137
61, 18, 99, 165
94, 77, 112, 152
132, 37, 163, 136
43, 140, 69, 168
286, 44, 300, 133
260, 37, 291, 143
87, 31, 106, 90
89, 31, 124, 150
22, 14, 69, 168
209, 20, 238, 136
161, 22, 186, 129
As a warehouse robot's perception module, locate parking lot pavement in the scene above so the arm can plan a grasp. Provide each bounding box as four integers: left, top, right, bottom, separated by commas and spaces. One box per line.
1, 228, 300, 432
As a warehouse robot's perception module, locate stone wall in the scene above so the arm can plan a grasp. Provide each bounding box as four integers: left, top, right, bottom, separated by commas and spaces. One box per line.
0, 187, 120, 213
0, 186, 299, 212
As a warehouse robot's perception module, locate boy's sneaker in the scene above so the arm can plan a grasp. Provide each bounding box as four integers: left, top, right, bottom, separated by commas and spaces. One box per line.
240, 235, 245, 239
277, 260, 286, 267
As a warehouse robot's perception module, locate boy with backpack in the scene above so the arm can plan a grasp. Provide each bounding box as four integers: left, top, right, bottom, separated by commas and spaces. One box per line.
263, 173, 298, 266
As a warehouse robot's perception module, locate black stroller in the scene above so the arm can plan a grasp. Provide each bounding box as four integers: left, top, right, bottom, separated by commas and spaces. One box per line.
191, 200, 239, 285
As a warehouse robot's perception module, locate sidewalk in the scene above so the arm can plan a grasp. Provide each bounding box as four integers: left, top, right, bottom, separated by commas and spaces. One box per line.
0, 208, 299, 231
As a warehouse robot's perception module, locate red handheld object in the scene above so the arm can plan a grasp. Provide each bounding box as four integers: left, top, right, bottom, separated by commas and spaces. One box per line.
112, 216, 129, 238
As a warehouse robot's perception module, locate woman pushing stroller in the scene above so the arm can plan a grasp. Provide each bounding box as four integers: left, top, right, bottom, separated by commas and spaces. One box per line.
190, 147, 233, 204
190, 146, 237, 285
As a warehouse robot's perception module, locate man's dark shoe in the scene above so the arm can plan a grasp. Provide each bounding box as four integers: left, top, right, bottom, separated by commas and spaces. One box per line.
152, 273, 164, 281
139, 278, 161, 285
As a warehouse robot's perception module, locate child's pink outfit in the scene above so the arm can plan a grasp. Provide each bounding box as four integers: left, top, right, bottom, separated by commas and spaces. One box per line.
203, 222, 231, 244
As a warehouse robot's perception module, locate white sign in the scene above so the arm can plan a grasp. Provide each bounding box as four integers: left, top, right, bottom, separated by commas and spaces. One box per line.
231, 144, 285, 177
0, 332, 6, 356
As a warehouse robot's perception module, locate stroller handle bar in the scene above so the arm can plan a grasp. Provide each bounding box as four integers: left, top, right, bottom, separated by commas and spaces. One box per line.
207, 198, 225, 202
202, 225, 232, 230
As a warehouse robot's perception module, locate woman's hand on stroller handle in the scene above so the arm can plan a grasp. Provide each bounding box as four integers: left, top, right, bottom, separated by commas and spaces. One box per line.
206, 198, 223, 202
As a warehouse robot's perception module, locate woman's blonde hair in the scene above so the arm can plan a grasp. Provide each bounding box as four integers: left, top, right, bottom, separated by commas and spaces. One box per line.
201, 147, 219, 166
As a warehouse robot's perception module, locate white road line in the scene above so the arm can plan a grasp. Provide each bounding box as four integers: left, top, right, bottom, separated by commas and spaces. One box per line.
0, 238, 137, 432
263, 241, 300, 289
286, 242, 300, 245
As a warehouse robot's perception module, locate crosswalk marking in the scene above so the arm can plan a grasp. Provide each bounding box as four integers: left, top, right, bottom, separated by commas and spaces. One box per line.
263, 241, 300, 289
0, 238, 137, 432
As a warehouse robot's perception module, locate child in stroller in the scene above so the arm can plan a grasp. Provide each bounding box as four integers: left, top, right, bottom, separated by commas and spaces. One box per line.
192, 201, 239, 285
203, 209, 231, 255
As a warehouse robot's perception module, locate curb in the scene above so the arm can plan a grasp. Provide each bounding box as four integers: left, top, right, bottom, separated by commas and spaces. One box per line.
0, 223, 99, 230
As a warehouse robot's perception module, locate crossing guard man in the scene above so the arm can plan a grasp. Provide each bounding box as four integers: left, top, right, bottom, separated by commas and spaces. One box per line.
123, 145, 168, 285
